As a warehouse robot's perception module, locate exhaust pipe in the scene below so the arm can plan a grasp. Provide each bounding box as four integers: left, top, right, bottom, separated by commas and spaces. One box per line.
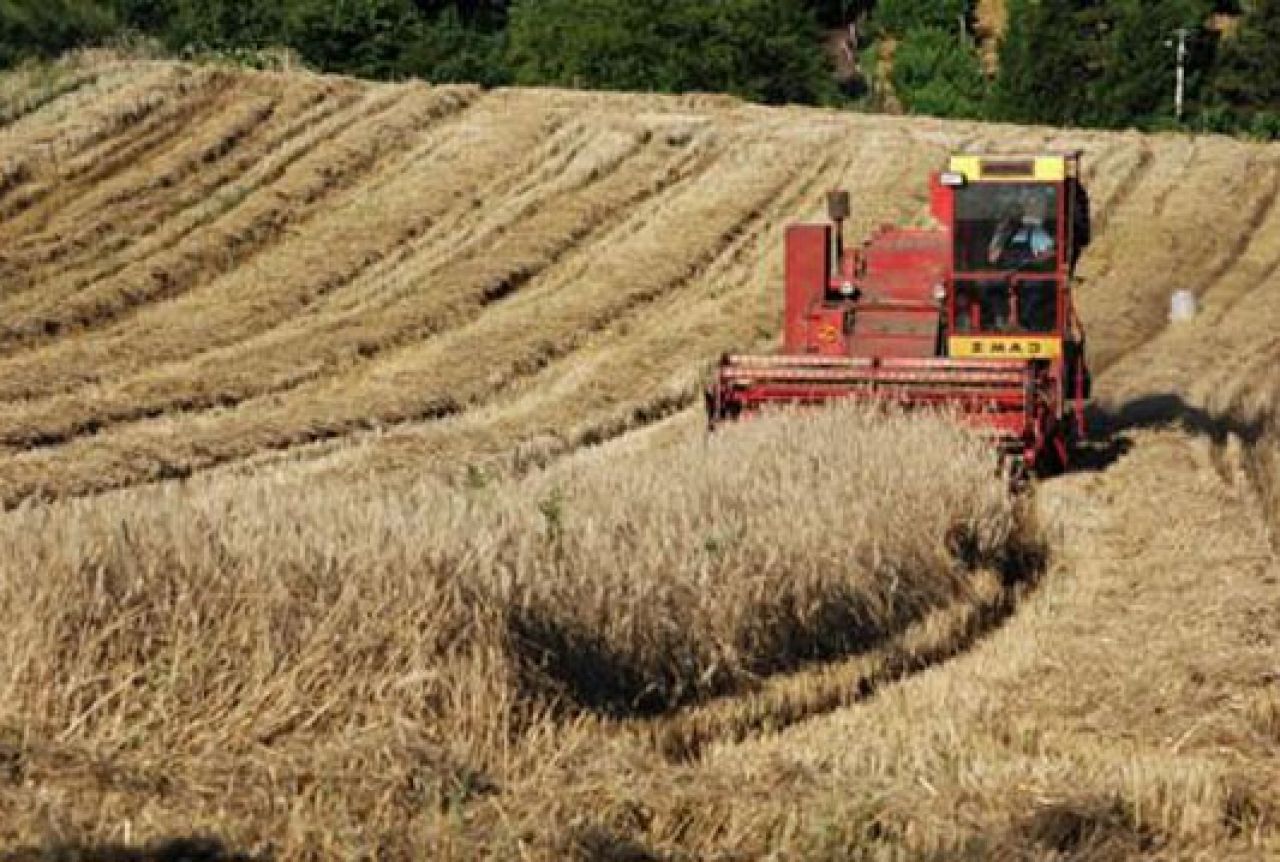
826, 190, 850, 278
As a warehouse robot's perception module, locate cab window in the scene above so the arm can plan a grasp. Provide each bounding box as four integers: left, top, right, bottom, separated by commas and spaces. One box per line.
954, 183, 1059, 274
953, 278, 1059, 334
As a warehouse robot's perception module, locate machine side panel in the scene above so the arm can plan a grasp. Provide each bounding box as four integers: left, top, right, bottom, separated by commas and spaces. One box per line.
847, 307, 940, 358
847, 227, 948, 359
784, 225, 832, 353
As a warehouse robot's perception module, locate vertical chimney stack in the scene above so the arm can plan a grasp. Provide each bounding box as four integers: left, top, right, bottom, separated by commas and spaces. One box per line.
826, 190, 850, 276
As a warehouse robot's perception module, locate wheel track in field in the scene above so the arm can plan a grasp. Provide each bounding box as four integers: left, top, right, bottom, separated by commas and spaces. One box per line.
303, 107, 636, 317
0, 87, 566, 407
210, 123, 939, 483
1192, 155, 1280, 321
1077, 135, 1270, 375
0, 66, 230, 233
1165, 144, 1278, 303
41, 83, 387, 315
0, 85, 455, 354
0, 77, 355, 292
0, 63, 106, 130
0, 98, 701, 420
0, 60, 1277, 523
415, 133, 841, 411
0, 80, 366, 305
0, 62, 182, 197
0, 84, 380, 333
0, 126, 811, 504
1084, 136, 1152, 237
0, 89, 289, 289
0, 85, 481, 386
1071, 136, 1155, 291
35, 86, 362, 300
0, 62, 188, 152
0, 121, 707, 452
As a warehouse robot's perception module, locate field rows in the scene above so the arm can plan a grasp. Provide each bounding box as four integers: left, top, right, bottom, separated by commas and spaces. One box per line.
0, 58, 1272, 508
0, 54, 1277, 861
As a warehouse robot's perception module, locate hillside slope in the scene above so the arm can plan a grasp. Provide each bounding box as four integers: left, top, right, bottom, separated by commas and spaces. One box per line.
0, 53, 1271, 505
0, 53, 1276, 860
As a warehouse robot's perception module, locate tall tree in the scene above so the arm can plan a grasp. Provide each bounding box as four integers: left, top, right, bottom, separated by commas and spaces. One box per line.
159, 0, 287, 51
1086, 0, 1212, 128
874, 0, 968, 36
991, 0, 1096, 126
0, 0, 116, 66
507, 0, 833, 104
700, 0, 836, 104
890, 26, 986, 117
286, 0, 425, 79
400, 5, 510, 85
1213, 0, 1280, 119
802, 0, 874, 27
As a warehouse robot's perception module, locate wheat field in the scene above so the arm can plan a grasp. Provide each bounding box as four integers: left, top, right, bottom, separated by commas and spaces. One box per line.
0, 52, 1277, 860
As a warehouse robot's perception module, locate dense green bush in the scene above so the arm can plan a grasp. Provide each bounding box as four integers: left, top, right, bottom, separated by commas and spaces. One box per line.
284, 0, 423, 80
993, 0, 1216, 130
874, 0, 968, 37
0, 0, 1279, 138
402, 7, 510, 86
0, 0, 116, 67
1086, 0, 1212, 129
1211, 0, 1280, 128
890, 26, 985, 118
991, 0, 1091, 127
507, 0, 833, 105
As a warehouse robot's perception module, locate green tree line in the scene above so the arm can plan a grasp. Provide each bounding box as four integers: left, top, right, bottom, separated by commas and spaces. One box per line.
0, 0, 843, 102
2, 0, 1280, 136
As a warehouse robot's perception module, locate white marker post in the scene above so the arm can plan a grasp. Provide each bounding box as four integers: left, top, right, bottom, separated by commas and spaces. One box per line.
1170, 289, 1197, 323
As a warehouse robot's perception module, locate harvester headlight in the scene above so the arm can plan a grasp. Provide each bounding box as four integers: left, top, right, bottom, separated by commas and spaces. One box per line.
839, 282, 856, 296
939, 171, 967, 187
932, 283, 947, 302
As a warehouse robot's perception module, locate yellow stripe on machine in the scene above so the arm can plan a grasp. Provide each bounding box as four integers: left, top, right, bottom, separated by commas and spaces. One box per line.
947, 155, 1067, 183
949, 155, 982, 181
948, 336, 1062, 359
1032, 158, 1068, 181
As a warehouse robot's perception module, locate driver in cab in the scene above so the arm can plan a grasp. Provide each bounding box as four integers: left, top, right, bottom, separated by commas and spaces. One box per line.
987, 193, 1055, 267
978, 192, 1056, 332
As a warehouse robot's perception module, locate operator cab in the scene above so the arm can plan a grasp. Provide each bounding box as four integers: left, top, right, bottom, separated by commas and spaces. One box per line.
940, 153, 1088, 361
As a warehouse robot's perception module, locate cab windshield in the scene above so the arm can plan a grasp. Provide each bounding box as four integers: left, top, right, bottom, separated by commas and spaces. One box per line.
954, 183, 1059, 274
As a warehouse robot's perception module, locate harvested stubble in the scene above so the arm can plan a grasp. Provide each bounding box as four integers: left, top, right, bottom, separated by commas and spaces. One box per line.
0, 405, 1034, 857
5, 56, 1280, 504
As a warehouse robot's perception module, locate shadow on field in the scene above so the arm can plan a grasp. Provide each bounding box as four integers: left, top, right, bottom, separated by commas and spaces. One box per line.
940, 795, 1163, 862
507, 522, 1049, 726
1076, 394, 1272, 473
506, 588, 983, 720
0, 838, 264, 862
626, 522, 1051, 764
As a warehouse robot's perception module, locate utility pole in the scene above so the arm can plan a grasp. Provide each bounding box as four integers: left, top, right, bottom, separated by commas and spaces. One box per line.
1171, 27, 1188, 122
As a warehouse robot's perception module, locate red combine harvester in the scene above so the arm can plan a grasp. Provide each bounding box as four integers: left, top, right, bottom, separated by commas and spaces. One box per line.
707, 153, 1091, 475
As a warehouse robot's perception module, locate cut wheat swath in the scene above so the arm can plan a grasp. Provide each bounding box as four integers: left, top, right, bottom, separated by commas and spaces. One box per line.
0, 404, 1031, 857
